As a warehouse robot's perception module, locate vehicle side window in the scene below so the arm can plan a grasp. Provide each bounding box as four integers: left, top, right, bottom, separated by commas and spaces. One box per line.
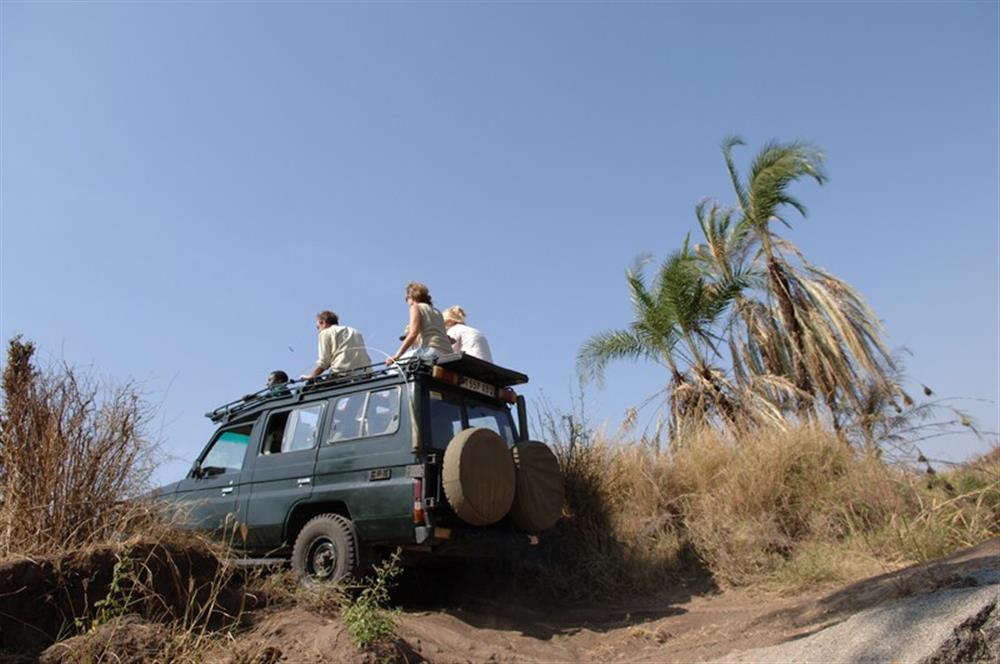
428, 390, 463, 448
202, 425, 253, 471
261, 404, 325, 454
329, 392, 367, 442
364, 387, 401, 437
467, 403, 516, 445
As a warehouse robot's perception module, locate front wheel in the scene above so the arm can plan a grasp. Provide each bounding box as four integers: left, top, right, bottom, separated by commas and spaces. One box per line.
291, 513, 359, 583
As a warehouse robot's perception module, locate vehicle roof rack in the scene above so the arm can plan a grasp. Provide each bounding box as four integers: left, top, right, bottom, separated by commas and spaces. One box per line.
205, 359, 418, 424
205, 354, 528, 424
432, 353, 528, 387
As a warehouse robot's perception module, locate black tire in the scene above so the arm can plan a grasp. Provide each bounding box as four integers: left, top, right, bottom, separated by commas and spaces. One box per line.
291, 513, 358, 584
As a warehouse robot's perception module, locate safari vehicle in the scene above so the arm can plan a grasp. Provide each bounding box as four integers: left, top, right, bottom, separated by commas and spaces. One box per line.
153, 354, 564, 582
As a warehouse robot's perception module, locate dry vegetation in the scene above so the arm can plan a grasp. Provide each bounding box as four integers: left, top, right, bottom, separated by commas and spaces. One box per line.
0, 336, 243, 662
537, 411, 999, 599
0, 336, 158, 556
561, 137, 999, 599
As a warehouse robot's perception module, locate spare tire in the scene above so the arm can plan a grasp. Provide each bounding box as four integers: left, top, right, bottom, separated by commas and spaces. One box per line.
442, 427, 516, 526
509, 441, 564, 532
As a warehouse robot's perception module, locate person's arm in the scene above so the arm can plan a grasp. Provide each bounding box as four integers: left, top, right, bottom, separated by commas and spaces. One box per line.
446, 326, 462, 353
301, 331, 332, 379
386, 305, 422, 364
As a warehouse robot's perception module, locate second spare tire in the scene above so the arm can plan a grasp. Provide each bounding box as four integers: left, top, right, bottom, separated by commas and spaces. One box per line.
442, 427, 516, 526
509, 441, 564, 532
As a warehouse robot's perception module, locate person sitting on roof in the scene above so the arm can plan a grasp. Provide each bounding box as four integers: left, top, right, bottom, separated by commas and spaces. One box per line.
300, 310, 372, 380
386, 282, 452, 365
241, 369, 291, 401
443, 305, 494, 363
266, 370, 291, 396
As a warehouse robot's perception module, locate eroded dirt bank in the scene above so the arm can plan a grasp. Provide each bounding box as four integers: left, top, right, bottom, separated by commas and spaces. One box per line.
1, 540, 996, 663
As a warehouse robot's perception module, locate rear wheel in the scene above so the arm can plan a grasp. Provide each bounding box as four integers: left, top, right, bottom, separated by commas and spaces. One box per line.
291, 513, 358, 584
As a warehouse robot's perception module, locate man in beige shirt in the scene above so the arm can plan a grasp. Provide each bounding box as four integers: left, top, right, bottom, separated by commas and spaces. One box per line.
299, 310, 372, 380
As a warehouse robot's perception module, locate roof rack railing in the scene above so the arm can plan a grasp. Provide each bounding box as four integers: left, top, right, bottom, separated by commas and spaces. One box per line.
205, 357, 427, 424
204, 353, 526, 424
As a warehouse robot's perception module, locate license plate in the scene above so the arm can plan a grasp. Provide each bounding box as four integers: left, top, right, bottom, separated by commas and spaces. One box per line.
459, 376, 496, 398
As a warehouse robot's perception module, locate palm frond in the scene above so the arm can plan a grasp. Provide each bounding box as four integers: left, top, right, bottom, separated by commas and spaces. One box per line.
722, 135, 750, 213
745, 140, 826, 233
577, 329, 658, 385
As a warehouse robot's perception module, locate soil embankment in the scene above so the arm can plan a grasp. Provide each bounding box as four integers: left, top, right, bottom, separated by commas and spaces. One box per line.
0, 540, 996, 663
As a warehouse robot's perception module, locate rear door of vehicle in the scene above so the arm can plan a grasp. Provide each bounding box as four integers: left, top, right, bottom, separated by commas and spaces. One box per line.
423, 385, 518, 523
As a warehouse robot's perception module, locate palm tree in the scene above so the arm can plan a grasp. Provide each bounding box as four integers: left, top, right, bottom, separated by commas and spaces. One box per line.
582, 137, 906, 448
717, 137, 903, 433
578, 245, 745, 434
721, 136, 827, 399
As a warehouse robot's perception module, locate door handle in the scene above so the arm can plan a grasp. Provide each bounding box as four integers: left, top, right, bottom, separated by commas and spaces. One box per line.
221, 487, 234, 495
297, 478, 312, 487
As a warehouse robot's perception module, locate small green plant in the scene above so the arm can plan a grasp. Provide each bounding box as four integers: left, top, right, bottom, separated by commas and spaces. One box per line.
75, 545, 138, 633
342, 549, 403, 651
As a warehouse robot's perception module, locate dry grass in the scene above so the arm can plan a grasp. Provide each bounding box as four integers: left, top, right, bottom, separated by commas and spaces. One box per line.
0, 337, 258, 662
0, 336, 159, 557
543, 420, 999, 597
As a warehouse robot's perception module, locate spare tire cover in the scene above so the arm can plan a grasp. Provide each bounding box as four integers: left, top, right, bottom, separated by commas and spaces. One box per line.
442, 427, 516, 526
509, 441, 564, 532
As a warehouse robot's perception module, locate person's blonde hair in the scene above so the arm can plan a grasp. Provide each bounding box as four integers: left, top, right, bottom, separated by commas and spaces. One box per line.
443, 305, 466, 325
406, 282, 432, 305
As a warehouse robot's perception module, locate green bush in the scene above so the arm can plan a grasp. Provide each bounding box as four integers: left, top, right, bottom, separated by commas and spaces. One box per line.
342, 550, 403, 651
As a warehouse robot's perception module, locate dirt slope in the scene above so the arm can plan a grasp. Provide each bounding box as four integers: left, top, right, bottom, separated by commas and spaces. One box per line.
4, 539, 996, 663
208, 539, 997, 664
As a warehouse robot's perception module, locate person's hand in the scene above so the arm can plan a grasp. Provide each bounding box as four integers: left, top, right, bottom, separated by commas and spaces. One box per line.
385, 356, 397, 366
299, 374, 311, 380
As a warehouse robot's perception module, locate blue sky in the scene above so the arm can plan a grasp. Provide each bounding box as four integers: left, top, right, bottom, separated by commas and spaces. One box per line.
2, 2, 997, 485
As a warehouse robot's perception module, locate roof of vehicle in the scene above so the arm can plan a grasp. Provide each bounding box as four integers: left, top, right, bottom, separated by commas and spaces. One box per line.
206, 353, 528, 424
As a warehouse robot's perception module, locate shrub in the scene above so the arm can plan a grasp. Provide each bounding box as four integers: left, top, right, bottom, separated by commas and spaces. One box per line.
542, 418, 999, 596
0, 336, 158, 556
342, 550, 403, 651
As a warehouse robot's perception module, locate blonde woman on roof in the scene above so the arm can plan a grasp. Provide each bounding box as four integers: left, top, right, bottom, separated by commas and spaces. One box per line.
386, 282, 453, 365
443, 305, 493, 363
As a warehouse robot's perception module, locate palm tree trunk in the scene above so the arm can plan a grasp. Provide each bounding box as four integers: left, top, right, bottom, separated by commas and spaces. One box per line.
767, 257, 813, 402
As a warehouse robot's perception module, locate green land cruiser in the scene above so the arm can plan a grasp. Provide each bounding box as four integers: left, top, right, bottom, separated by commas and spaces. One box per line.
154, 353, 564, 582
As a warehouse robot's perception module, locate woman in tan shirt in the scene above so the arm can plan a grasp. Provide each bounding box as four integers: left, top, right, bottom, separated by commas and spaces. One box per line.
386, 282, 453, 364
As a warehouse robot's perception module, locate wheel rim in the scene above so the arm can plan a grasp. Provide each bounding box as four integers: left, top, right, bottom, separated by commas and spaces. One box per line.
307, 537, 338, 580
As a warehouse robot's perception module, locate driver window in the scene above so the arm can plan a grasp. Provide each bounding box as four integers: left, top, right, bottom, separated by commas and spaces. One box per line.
201, 424, 253, 472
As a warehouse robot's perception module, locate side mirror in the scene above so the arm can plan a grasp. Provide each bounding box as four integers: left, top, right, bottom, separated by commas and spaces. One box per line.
202, 465, 227, 477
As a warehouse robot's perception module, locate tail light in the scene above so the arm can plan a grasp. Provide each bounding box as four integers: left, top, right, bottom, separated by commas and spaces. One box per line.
413, 478, 425, 524
431, 366, 459, 384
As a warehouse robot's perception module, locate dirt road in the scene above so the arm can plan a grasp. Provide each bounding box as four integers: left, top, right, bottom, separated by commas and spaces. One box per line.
216, 539, 997, 663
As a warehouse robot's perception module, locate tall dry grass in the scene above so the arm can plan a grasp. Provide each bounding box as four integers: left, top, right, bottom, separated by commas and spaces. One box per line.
541, 414, 999, 597
0, 336, 159, 556
0, 337, 269, 662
